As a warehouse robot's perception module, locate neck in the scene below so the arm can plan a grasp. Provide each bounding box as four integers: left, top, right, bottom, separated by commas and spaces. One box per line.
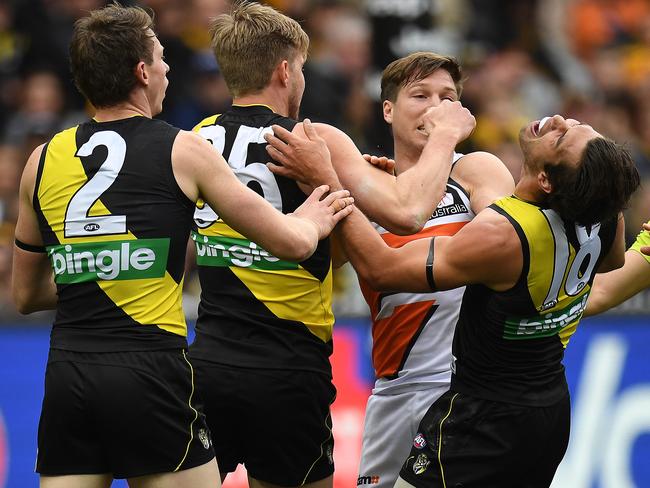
513, 173, 543, 203
234, 86, 288, 117
392, 140, 422, 174
93, 95, 152, 122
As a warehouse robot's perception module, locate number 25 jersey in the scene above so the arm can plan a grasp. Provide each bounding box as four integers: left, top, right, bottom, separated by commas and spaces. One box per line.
189, 105, 333, 375
34, 116, 194, 352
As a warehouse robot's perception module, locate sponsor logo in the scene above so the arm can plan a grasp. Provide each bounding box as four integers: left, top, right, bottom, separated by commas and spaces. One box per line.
413, 433, 427, 449
197, 429, 211, 450
191, 231, 299, 270
504, 294, 588, 339
83, 223, 100, 232
413, 453, 430, 475
47, 239, 170, 283
357, 475, 380, 485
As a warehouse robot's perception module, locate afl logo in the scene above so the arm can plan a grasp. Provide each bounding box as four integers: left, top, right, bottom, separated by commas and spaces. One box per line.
0, 410, 7, 488
84, 223, 100, 232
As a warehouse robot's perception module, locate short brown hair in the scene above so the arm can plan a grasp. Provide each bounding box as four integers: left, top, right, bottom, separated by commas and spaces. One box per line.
381, 52, 463, 102
210, 1, 309, 97
69, 3, 154, 108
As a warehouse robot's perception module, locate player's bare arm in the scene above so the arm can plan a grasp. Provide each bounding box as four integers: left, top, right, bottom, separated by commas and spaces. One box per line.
265, 100, 475, 235
586, 217, 649, 316
339, 205, 521, 293
172, 130, 353, 262
452, 151, 515, 213
12, 144, 58, 314
642, 222, 650, 255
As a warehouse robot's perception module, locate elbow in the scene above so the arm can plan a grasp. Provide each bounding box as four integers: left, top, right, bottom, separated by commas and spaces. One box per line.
13, 292, 35, 315
382, 212, 425, 236
355, 262, 393, 292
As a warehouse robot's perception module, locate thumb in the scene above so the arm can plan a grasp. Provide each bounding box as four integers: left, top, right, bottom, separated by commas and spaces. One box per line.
308, 184, 329, 202
303, 118, 318, 140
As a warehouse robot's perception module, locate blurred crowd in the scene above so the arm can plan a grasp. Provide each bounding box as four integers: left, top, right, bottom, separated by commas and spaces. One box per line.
1, 0, 650, 320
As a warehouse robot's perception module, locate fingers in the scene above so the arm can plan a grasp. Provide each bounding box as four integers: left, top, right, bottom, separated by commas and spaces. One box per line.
307, 184, 331, 202
302, 118, 319, 141
331, 201, 354, 223
641, 246, 650, 256
321, 189, 350, 206
643, 222, 650, 232
269, 124, 293, 144
266, 144, 290, 166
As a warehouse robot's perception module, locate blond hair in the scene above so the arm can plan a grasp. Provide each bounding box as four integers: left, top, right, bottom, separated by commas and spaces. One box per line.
381, 52, 464, 102
210, 1, 309, 97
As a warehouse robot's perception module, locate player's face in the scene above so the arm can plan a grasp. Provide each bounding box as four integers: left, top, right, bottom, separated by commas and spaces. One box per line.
288, 53, 306, 120
519, 115, 601, 171
146, 32, 170, 116
385, 69, 458, 152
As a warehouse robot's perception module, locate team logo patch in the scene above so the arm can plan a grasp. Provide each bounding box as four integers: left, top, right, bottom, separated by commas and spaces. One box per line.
413, 453, 430, 475
413, 433, 427, 449
198, 428, 211, 449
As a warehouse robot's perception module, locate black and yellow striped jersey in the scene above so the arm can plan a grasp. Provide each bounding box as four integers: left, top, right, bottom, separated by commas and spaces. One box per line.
188, 105, 333, 375
34, 116, 194, 352
450, 196, 618, 406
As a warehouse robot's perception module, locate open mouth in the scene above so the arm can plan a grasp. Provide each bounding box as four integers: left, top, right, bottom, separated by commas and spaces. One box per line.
532, 116, 552, 136
417, 126, 427, 135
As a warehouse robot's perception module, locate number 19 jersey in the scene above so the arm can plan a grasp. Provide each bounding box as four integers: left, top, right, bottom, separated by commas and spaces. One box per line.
189, 105, 333, 376
34, 116, 193, 352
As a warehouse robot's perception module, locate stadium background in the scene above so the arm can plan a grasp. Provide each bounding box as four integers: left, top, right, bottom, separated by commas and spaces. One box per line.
0, 0, 649, 487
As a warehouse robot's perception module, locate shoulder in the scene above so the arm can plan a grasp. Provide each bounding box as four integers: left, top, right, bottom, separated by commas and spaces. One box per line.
452, 151, 512, 183
192, 114, 221, 132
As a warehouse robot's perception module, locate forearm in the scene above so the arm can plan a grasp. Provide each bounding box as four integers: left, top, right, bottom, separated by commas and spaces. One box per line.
393, 131, 458, 230
12, 248, 57, 314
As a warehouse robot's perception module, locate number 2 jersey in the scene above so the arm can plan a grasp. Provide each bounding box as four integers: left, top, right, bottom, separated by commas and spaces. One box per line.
450, 196, 618, 406
189, 105, 333, 376
359, 154, 474, 394
34, 116, 193, 352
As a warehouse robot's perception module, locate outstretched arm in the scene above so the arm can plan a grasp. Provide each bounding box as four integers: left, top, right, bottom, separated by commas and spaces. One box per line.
586, 220, 650, 316
266, 101, 475, 235
337, 206, 521, 293
172, 131, 353, 262
12, 145, 58, 314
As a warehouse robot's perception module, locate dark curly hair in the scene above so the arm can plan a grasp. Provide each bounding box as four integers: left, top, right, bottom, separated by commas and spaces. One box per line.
544, 137, 640, 227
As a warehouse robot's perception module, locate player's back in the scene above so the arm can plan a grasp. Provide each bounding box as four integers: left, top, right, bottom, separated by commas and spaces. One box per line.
451, 196, 618, 405
190, 105, 333, 375
34, 116, 193, 351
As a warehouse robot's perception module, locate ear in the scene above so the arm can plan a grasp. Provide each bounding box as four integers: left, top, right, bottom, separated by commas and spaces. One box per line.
538, 171, 553, 194
383, 100, 393, 125
277, 59, 290, 88
134, 61, 149, 86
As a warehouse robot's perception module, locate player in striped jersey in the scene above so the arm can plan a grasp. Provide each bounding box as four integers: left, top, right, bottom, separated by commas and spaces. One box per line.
11, 5, 352, 488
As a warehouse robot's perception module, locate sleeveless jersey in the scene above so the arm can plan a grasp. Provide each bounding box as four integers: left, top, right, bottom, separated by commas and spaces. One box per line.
189, 104, 333, 375
360, 154, 474, 394
451, 196, 618, 406
34, 116, 193, 352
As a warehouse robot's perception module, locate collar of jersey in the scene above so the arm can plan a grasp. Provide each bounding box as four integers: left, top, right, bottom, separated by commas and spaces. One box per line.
231, 103, 276, 114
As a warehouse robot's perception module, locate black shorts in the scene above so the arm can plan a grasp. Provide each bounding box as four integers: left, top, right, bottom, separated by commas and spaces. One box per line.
192, 360, 336, 486
37, 348, 215, 478
398, 390, 570, 488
